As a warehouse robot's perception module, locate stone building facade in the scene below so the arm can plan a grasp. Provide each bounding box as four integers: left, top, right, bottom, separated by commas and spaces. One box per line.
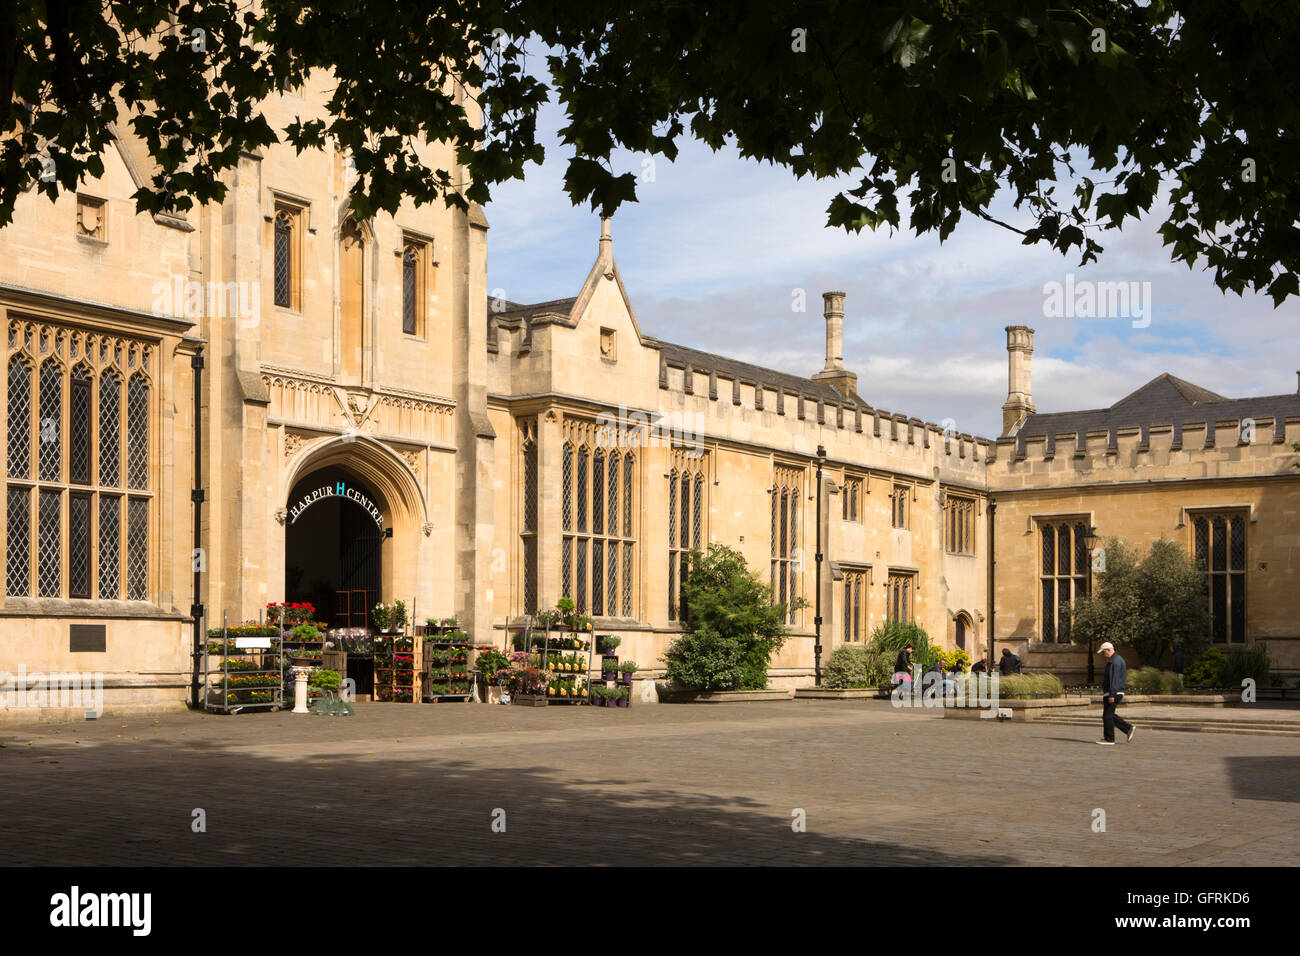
1, 103, 1296, 718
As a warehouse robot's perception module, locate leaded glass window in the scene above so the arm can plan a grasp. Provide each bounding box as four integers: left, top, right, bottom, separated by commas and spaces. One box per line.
274, 210, 293, 308
887, 572, 913, 623
38, 360, 61, 482
6, 485, 29, 596
70, 368, 91, 484
7, 357, 30, 478
127, 497, 148, 600
69, 492, 90, 598
98, 370, 120, 486
945, 494, 975, 554
127, 375, 148, 489
37, 488, 60, 596
520, 420, 538, 614
402, 243, 420, 335
98, 494, 120, 599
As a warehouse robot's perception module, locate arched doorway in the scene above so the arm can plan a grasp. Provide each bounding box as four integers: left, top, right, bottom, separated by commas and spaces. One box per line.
285, 465, 388, 629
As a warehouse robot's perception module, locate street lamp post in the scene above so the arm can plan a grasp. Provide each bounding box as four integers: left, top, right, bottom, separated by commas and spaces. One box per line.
1082, 524, 1100, 684
814, 445, 826, 687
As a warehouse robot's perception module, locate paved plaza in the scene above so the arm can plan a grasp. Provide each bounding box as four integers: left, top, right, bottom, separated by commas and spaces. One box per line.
1, 700, 1297, 866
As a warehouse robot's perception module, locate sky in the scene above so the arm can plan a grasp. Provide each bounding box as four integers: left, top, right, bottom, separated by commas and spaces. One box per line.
485, 95, 1298, 440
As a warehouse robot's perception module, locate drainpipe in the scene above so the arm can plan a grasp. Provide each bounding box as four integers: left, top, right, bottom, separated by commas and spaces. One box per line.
987, 497, 996, 671
189, 348, 205, 708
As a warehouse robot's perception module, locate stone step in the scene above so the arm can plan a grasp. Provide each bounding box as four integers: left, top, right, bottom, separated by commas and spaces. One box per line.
1035, 716, 1300, 737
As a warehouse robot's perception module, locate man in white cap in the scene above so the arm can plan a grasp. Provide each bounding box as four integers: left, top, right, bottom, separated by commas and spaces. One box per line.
1097, 642, 1135, 745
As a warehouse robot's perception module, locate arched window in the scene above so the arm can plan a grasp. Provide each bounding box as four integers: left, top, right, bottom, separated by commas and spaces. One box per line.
401, 243, 421, 335
274, 209, 294, 308
558, 428, 637, 618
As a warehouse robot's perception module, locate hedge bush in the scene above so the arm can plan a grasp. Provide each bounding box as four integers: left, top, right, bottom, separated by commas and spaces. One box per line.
1127, 666, 1181, 695
995, 673, 1064, 699
823, 645, 884, 689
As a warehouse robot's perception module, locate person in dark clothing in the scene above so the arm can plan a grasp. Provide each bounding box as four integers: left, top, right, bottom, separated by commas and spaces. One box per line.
1098, 642, 1135, 745
971, 658, 988, 674
892, 644, 914, 688
998, 648, 1022, 675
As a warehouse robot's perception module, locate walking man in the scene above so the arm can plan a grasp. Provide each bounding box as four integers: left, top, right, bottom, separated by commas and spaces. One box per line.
1098, 642, 1135, 745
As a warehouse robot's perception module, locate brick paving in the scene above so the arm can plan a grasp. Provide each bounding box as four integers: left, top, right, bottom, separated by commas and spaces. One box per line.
1, 699, 1297, 866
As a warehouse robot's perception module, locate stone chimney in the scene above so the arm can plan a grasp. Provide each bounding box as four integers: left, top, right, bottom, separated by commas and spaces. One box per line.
1001, 325, 1036, 436
598, 217, 613, 272
811, 291, 858, 396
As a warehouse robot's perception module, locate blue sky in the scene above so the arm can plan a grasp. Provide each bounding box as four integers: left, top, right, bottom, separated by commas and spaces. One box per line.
485, 94, 1298, 439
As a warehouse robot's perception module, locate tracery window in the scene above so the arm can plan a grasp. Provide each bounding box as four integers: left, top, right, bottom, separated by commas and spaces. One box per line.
770, 463, 803, 625
842, 567, 867, 642
561, 418, 635, 617
668, 449, 706, 622
1039, 519, 1089, 643
945, 494, 975, 554
4, 321, 153, 600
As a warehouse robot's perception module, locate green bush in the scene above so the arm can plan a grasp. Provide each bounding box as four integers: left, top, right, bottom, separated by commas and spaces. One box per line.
823, 645, 881, 689
308, 668, 341, 690
1127, 666, 1181, 695
663, 626, 745, 691
995, 673, 1063, 699
1221, 644, 1271, 688
1184, 647, 1225, 686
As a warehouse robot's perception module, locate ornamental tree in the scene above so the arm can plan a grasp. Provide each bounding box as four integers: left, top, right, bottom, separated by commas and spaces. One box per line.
1069, 536, 1210, 669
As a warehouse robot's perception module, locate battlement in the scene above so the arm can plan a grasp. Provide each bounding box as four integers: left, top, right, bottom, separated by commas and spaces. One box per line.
989, 413, 1300, 484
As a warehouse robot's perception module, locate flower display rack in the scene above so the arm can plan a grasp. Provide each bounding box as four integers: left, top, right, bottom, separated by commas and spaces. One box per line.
373, 630, 417, 703
423, 627, 473, 702
201, 617, 284, 713
539, 624, 593, 705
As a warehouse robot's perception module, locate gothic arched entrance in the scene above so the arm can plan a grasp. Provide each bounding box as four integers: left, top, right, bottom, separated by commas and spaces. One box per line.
284, 465, 388, 629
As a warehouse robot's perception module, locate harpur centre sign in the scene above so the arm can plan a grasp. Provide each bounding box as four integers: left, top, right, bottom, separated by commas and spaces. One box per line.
288, 481, 384, 530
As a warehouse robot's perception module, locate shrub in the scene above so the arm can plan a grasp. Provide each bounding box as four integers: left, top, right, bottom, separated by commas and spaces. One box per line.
823, 646, 879, 689
671, 544, 800, 690
996, 673, 1063, 699
1185, 646, 1225, 687
663, 626, 745, 691
937, 647, 972, 672
1127, 666, 1175, 695
308, 668, 341, 690
1221, 644, 1271, 688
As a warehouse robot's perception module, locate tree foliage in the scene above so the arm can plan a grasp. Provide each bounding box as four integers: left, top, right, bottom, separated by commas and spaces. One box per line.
1069, 537, 1209, 666
6, 2, 1300, 301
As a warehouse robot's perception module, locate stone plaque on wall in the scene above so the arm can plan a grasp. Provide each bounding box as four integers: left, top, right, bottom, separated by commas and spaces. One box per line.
69, 624, 107, 653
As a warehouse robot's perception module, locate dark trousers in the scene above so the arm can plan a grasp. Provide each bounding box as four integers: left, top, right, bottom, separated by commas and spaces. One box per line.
1102, 695, 1132, 741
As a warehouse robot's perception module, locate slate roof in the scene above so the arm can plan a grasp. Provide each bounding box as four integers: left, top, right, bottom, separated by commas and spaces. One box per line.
1015, 372, 1300, 439
648, 338, 871, 410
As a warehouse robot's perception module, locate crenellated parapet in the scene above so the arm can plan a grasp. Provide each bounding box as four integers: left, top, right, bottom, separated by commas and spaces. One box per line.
989, 413, 1300, 485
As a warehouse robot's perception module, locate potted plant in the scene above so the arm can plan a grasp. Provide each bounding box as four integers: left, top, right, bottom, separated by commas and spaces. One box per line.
601, 659, 619, 678
371, 602, 391, 633
596, 634, 621, 654
616, 686, 630, 708
619, 660, 638, 680
288, 624, 322, 665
